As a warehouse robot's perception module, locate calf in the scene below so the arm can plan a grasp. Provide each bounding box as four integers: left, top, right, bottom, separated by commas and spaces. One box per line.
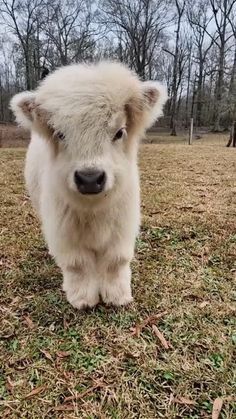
11, 62, 167, 309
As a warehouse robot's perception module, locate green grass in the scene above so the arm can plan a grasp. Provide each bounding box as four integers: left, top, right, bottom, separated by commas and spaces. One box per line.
0, 139, 236, 418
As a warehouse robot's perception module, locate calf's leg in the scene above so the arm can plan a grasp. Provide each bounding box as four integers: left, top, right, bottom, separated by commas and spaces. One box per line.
100, 261, 133, 306
62, 261, 100, 310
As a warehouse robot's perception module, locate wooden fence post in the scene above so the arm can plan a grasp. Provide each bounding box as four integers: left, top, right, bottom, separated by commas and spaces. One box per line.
189, 118, 193, 145
233, 121, 236, 147
227, 121, 236, 147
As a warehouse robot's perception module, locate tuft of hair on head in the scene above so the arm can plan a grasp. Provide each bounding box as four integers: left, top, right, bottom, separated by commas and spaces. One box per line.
9, 62, 168, 137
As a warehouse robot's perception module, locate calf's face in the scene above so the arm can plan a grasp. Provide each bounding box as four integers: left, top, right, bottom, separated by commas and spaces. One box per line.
10, 63, 167, 203
50, 102, 136, 199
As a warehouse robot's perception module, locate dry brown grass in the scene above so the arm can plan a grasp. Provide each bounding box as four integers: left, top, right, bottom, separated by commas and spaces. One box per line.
0, 124, 29, 148
0, 136, 235, 418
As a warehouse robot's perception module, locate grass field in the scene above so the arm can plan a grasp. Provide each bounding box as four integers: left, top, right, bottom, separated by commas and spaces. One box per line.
0, 136, 236, 418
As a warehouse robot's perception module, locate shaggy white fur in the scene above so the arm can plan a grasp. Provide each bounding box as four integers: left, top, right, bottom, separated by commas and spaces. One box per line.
10, 61, 167, 309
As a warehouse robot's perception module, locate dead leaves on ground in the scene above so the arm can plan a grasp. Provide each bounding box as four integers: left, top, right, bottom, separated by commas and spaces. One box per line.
56, 351, 71, 358
212, 396, 235, 419
131, 311, 172, 350
40, 349, 53, 363
131, 311, 167, 337
212, 397, 224, 419
170, 395, 235, 417
170, 395, 196, 406
53, 380, 105, 412
63, 380, 104, 403
152, 324, 173, 349
54, 404, 75, 411
39, 349, 71, 364
25, 385, 46, 399
23, 315, 35, 330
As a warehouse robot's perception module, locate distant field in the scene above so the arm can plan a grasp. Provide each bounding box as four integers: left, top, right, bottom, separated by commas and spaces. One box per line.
146, 130, 230, 146
0, 139, 235, 418
0, 122, 231, 147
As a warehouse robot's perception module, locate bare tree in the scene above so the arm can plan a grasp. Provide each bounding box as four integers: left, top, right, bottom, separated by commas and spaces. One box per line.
42, 0, 95, 66
100, 0, 173, 79
187, 0, 216, 127
0, 0, 44, 89
193, 0, 236, 130
227, 7, 236, 122
0, 0, 235, 131
211, 0, 236, 131
168, 0, 186, 136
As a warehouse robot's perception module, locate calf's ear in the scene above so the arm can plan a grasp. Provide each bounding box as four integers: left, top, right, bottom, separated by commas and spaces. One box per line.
142, 81, 168, 129
10, 91, 37, 130
10, 91, 51, 132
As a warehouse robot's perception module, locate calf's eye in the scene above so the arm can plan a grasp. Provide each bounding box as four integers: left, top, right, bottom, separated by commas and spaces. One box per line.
113, 128, 126, 141
57, 131, 65, 141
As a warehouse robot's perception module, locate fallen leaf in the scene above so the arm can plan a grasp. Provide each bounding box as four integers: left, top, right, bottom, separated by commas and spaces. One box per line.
24, 316, 35, 330
2, 408, 11, 418
40, 350, 53, 362
63, 317, 69, 329
54, 404, 75, 411
25, 386, 46, 399
132, 311, 168, 337
212, 397, 223, 419
180, 205, 194, 210
64, 381, 104, 402
10, 297, 20, 306
224, 396, 235, 402
169, 393, 174, 406
152, 324, 171, 349
6, 376, 14, 393
199, 301, 210, 308
49, 323, 55, 332
173, 396, 196, 406
1, 332, 15, 340
63, 371, 73, 380
56, 351, 71, 358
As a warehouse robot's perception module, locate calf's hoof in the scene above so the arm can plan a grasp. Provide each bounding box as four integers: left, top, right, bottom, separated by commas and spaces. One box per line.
63, 281, 100, 310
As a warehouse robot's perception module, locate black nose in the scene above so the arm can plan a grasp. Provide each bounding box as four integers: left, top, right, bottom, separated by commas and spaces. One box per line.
74, 170, 106, 194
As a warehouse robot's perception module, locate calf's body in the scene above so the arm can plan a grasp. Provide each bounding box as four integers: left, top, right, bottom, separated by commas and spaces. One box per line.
11, 62, 167, 309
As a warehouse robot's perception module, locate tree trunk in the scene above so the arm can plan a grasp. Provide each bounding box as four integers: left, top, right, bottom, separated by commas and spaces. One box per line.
229, 42, 236, 122
36, 19, 41, 82
24, 47, 31, 90
185, 52, 192, 128
213, 47, 225, 132
170, 1, 185, 136
191, 75, 197, 118
196, 61, 203, 127
170, 46, 179, 135
0, 75, 4, 121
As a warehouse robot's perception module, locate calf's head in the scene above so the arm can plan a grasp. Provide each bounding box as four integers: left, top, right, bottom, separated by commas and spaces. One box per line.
11, 62, 167, 203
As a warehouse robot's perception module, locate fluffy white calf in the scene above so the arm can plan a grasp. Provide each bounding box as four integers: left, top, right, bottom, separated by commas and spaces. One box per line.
11, 62, 167, 309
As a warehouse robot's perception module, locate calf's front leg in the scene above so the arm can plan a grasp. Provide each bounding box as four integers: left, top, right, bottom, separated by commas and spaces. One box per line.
62, 261, 100, 310
100, 259, 133, 306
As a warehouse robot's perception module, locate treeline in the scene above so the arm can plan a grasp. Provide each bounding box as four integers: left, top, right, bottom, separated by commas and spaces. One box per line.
0, 0, 236, 134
